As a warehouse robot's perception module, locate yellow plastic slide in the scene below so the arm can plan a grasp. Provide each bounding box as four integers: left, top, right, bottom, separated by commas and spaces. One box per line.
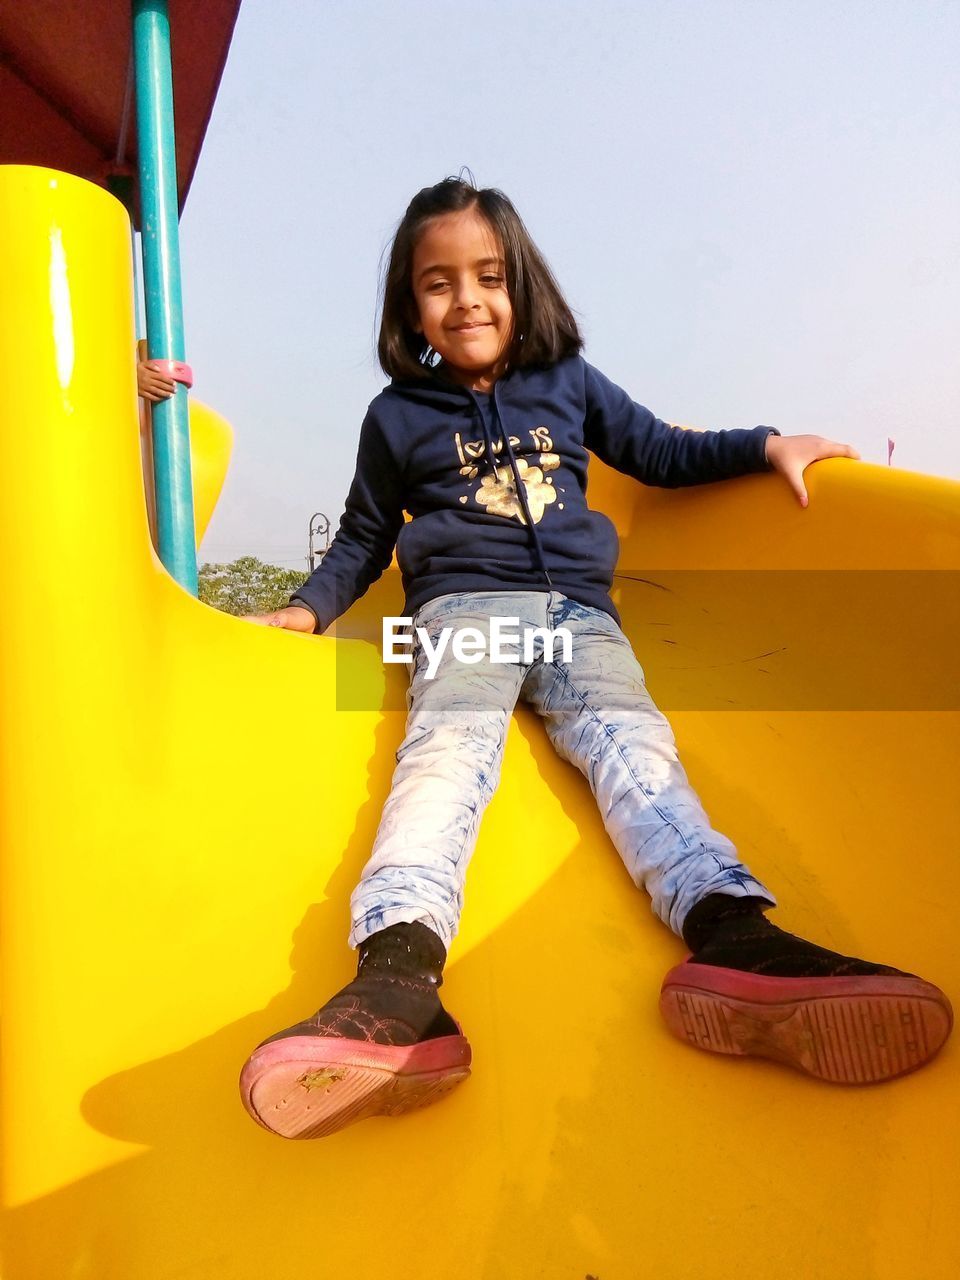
1, 167, 957, 1280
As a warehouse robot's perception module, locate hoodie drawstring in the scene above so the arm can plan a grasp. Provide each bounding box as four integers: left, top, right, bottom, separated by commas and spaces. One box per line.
470, 388, 554, 590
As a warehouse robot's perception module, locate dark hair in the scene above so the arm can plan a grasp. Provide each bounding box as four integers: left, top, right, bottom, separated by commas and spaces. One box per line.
378, 177, 583, 381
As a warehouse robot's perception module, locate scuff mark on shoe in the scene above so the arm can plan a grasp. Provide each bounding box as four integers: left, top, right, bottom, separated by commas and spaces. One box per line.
298, 1068, 347, 1091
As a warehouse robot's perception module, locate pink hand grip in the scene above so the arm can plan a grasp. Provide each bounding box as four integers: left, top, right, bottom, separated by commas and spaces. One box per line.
146, 359, 194, 388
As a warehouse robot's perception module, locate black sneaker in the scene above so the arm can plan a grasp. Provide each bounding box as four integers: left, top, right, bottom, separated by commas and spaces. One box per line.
239, 922, 471, 1138
660, 896, 953, 1084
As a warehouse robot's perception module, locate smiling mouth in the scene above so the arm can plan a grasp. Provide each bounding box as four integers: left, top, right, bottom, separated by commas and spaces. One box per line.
452, 323, 490, 332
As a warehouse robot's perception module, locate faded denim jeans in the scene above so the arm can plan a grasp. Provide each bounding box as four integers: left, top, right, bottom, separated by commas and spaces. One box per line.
350, 591, 774, 949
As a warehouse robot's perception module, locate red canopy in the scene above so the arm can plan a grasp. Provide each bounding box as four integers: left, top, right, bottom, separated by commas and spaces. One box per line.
0, 1, 241, 216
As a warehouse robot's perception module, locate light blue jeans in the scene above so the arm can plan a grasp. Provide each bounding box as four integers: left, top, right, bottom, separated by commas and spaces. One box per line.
350, 591, 774, 949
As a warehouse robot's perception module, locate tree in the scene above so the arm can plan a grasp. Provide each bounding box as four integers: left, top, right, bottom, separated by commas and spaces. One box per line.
199, 556, 307, 616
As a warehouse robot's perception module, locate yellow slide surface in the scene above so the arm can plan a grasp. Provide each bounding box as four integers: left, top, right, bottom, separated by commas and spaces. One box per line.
1, 167, 958, 1280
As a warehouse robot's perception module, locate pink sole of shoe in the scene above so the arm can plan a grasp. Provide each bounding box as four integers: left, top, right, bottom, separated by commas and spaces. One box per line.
659, 962, 953, 1085
239, 1034, 472, 1139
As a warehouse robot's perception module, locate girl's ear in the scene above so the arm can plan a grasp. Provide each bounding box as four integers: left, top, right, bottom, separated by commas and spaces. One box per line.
407, 300, 423, 335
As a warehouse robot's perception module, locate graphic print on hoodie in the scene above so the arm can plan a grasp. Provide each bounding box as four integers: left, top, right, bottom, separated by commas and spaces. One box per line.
455, 416, 560, 526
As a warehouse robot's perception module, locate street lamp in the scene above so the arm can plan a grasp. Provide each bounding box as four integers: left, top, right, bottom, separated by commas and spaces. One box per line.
308, 511, 331, 571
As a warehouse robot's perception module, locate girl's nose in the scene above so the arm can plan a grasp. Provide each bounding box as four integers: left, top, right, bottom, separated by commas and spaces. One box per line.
453, 279, 479, 308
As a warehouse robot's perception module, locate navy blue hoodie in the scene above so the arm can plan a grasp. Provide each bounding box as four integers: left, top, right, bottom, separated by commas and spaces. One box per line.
291, 356, 777, 630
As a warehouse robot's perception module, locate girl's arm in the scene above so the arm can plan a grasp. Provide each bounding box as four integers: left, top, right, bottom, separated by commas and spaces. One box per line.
245, 408, 405, 632
583, 362, 777, 487
582, 362, 859, 503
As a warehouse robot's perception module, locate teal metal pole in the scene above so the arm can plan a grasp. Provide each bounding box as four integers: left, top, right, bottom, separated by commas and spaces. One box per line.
132, 0, 198, 593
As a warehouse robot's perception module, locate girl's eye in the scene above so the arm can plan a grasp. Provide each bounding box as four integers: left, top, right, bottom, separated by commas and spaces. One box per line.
426, 280, 449, 293
480, 274, 504, 286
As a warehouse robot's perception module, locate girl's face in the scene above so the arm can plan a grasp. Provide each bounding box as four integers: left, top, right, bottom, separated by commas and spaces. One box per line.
410, 207, 514, 392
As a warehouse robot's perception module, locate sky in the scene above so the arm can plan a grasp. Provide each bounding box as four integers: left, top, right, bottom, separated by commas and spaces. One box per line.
175, 0, 960, 571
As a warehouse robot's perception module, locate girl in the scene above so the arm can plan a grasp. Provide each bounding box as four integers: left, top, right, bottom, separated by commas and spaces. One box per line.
239, 178, 952, 1140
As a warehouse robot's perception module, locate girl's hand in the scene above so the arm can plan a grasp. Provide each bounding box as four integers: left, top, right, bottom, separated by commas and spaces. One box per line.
137, 361, 177, 403
243, 605, 317, 632
765, 433, 860, 507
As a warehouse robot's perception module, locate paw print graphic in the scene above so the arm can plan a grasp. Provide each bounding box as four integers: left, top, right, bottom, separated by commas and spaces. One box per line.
475, 457, 558, 525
